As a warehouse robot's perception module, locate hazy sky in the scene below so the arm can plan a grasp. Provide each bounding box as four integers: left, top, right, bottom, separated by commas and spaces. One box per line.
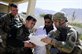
36, 0, 82, 11
18, 0, 82, 13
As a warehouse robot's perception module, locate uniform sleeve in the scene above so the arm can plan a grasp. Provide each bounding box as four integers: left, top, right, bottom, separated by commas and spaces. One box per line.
15, 28, 25, 47
0, 14, 7, 28
50, 28, 77, 53
0, 14, 6, 23
0, 14, 7, 35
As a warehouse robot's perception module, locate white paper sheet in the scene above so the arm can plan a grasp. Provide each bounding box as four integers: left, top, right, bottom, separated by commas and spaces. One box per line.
28, 34, 47, 46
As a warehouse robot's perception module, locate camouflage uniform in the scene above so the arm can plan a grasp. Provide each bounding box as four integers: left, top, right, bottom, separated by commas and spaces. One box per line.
0, 29, 7, 54
16, 25, 33, 54
0, 13, 23, 54
5, 25, 33, 54
48, 12, 82, 54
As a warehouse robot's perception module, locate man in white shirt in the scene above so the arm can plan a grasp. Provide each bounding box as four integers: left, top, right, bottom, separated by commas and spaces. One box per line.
34, 14, 56, 54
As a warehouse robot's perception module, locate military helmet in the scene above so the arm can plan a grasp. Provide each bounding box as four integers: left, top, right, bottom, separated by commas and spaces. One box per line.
53, 12, 68, 22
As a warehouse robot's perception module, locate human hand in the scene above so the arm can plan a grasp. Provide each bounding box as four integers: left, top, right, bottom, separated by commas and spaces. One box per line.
24, 41, 36, 48
41, 37, 52, 44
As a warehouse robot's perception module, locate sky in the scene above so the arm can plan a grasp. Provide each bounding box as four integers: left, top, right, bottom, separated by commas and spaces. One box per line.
18, 0, 82, 13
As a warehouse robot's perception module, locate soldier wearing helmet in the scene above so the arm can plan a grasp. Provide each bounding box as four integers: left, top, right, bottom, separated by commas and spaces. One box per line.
53, 12, 68, 29
42, 12, 81, 54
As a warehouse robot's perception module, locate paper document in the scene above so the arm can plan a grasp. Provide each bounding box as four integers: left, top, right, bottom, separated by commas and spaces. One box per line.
28, 34, 47, 46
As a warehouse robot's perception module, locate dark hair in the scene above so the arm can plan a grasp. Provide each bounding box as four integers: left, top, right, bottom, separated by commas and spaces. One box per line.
26, 16, 37, 22
44, 14, 52, 20
9, 3, 17, 8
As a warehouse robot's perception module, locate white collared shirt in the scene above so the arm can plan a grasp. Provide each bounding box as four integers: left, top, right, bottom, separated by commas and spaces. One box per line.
34, 25, 56, 54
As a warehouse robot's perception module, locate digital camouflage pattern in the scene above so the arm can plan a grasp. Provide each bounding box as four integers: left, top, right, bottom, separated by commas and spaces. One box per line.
47, 12, 82, 54
0, 13, 23, 54
53, 12, 68, 22
48, 25, 82, 54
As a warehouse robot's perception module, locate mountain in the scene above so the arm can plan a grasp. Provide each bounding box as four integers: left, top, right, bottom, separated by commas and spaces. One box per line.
34, 8, 56, 17
61, 8, 82, 23
20, 8, 82, 23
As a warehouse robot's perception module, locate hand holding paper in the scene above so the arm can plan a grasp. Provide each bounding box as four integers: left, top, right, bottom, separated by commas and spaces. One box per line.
28, 34, 47, 46
24, 41, 36, 48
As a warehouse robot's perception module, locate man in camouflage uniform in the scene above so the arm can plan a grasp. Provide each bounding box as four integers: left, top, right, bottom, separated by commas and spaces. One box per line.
4, 15, 36, 54
16, 16, 37, 54
0, 3, 23, 54
42, 12, 82, 54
